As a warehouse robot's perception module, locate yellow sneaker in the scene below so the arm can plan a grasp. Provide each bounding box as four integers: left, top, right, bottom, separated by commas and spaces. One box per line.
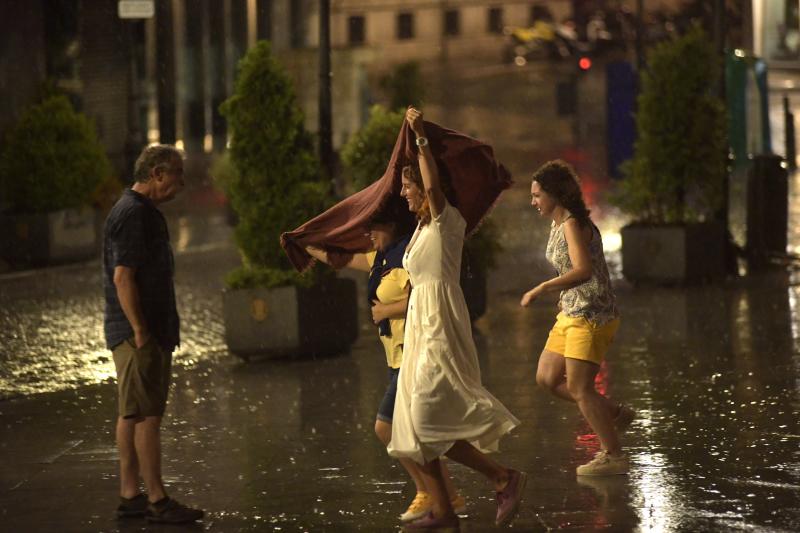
451, 494, 466, 515
400, 492, 433, 523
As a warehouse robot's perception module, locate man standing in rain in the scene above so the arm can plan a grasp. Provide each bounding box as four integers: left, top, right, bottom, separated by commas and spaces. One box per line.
102, 144, 203, 524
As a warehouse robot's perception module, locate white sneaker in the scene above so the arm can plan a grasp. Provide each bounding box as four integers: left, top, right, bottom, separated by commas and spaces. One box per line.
577, 451, 629, 476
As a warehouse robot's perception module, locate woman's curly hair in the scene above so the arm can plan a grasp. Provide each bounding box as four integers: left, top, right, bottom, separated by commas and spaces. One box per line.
402, 161, 455, 225
531, 159, 591, 227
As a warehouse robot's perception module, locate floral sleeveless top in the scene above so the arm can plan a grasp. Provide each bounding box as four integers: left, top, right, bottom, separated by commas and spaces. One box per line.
545, 216, 618, 325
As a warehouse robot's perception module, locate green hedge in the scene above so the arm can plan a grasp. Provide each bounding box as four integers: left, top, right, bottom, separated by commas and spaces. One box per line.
340, 105, 405, 192
220, 41, 332, 289
380, 61, 426, 111
0, 95, 111, 213
612, 26, 727, 224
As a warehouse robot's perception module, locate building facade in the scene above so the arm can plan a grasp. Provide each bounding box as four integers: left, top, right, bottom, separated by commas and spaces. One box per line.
6, 0, 671, 181
752, 0, 800, 67
327, 0, 572, 63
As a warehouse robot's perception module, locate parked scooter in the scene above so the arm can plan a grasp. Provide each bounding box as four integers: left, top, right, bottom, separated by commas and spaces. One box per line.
504, 19, 597, 64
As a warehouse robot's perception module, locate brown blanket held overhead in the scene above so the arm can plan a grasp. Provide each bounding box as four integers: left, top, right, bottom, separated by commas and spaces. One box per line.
280, 119, 513, 272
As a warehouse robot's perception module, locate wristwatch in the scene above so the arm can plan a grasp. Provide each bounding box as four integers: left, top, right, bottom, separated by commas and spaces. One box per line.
415, 136, 429, 147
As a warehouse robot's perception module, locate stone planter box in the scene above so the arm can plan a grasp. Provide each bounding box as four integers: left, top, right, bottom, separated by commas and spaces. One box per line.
222, 277, 358, 360
621, 222, 726, 284
0, 207, 98, 268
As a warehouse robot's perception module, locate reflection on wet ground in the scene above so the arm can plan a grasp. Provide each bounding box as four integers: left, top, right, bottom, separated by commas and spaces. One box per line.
0, 213, 234, 398
2, 62, 800, 532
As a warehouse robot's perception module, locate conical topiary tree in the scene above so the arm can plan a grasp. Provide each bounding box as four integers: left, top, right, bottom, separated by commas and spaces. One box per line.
380, 61, 426, 111
340, 105, 404, 192
613, 25, 727, 224
0, 94, 111, 213
220, 41, 331, 288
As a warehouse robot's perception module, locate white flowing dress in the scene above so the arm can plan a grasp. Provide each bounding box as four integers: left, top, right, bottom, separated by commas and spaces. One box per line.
387, 201, 520, 464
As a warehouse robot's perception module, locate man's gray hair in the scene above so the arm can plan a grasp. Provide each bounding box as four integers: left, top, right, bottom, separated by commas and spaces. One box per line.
133, 144, 184, 183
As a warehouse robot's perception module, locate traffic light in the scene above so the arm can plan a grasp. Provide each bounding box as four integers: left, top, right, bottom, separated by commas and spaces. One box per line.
578, 56, 592, 72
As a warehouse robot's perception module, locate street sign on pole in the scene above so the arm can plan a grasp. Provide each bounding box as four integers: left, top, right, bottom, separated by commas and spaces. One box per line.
118, 0, 154, 19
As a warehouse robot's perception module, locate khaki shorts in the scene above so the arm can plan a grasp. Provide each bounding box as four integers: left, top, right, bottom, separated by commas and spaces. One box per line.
544, 313, 620, 365
112, 336, 173, 418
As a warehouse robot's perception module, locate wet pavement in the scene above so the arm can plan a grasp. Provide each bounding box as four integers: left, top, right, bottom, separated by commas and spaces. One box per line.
0, 211, 234, 398
2, 61, 800, 532
1, 179, 799, 532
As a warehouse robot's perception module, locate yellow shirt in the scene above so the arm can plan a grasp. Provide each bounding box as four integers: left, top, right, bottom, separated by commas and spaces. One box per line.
366, 251, 410, 369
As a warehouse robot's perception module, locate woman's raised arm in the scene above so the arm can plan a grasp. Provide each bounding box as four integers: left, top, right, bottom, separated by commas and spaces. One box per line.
406, 107, 446, 218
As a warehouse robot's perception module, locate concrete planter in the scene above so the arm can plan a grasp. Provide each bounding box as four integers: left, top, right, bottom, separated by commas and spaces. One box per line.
0, 207, 98, 268
621, 222, 726, 284
222, 277, 359, 360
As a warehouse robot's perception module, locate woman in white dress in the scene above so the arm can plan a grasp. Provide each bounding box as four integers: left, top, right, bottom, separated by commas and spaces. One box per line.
388, 107, 526, 530
304, 198, 466, 523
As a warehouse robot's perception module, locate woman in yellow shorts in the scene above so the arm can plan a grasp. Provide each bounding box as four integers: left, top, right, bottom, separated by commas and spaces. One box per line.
305, 197, 465, 522
520, 160, 635, 476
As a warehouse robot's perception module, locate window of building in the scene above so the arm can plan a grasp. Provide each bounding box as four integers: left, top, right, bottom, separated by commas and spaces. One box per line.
530, 5, 553, 25
348, 15, 365, 45
488, 7, 504, 34
290, 0, 305, 49
257, 0, 272, 41
43, 0, 79, 81
397, 12, 414, 40
443, 9, 460, 37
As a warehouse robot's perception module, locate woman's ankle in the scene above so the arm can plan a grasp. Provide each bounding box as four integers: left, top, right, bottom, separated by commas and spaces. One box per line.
432, 502, 454, 518
493, 468, 512, 491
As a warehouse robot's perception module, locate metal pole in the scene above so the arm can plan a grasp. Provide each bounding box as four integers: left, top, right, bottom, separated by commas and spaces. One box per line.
785, 94, 797, 170
124, 20, 143, 182
713, 0, 728, 201
635, 0, 644, 71
713, 0, 726, 73
712, 0, 736, 273
318, 0, 334, 191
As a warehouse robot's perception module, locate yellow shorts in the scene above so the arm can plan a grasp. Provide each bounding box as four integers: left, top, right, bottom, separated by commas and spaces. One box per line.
544, 313, 620, 365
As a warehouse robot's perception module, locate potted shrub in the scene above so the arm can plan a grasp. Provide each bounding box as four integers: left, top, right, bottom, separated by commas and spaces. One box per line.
341, 104, 502, 321
209, 151, 239, 226
341, 105, 406, 193
219, 41, 358, 359
612, 26, 728, 284
0, 94, 111, 267
379, 61, 426, 111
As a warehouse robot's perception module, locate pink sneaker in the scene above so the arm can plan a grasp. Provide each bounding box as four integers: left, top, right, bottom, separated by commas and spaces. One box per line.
495, 469, 527, 526
403, 511, 460, 531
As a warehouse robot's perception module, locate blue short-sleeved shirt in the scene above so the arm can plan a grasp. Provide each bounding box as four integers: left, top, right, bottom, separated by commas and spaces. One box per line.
103, 189, 179, 352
